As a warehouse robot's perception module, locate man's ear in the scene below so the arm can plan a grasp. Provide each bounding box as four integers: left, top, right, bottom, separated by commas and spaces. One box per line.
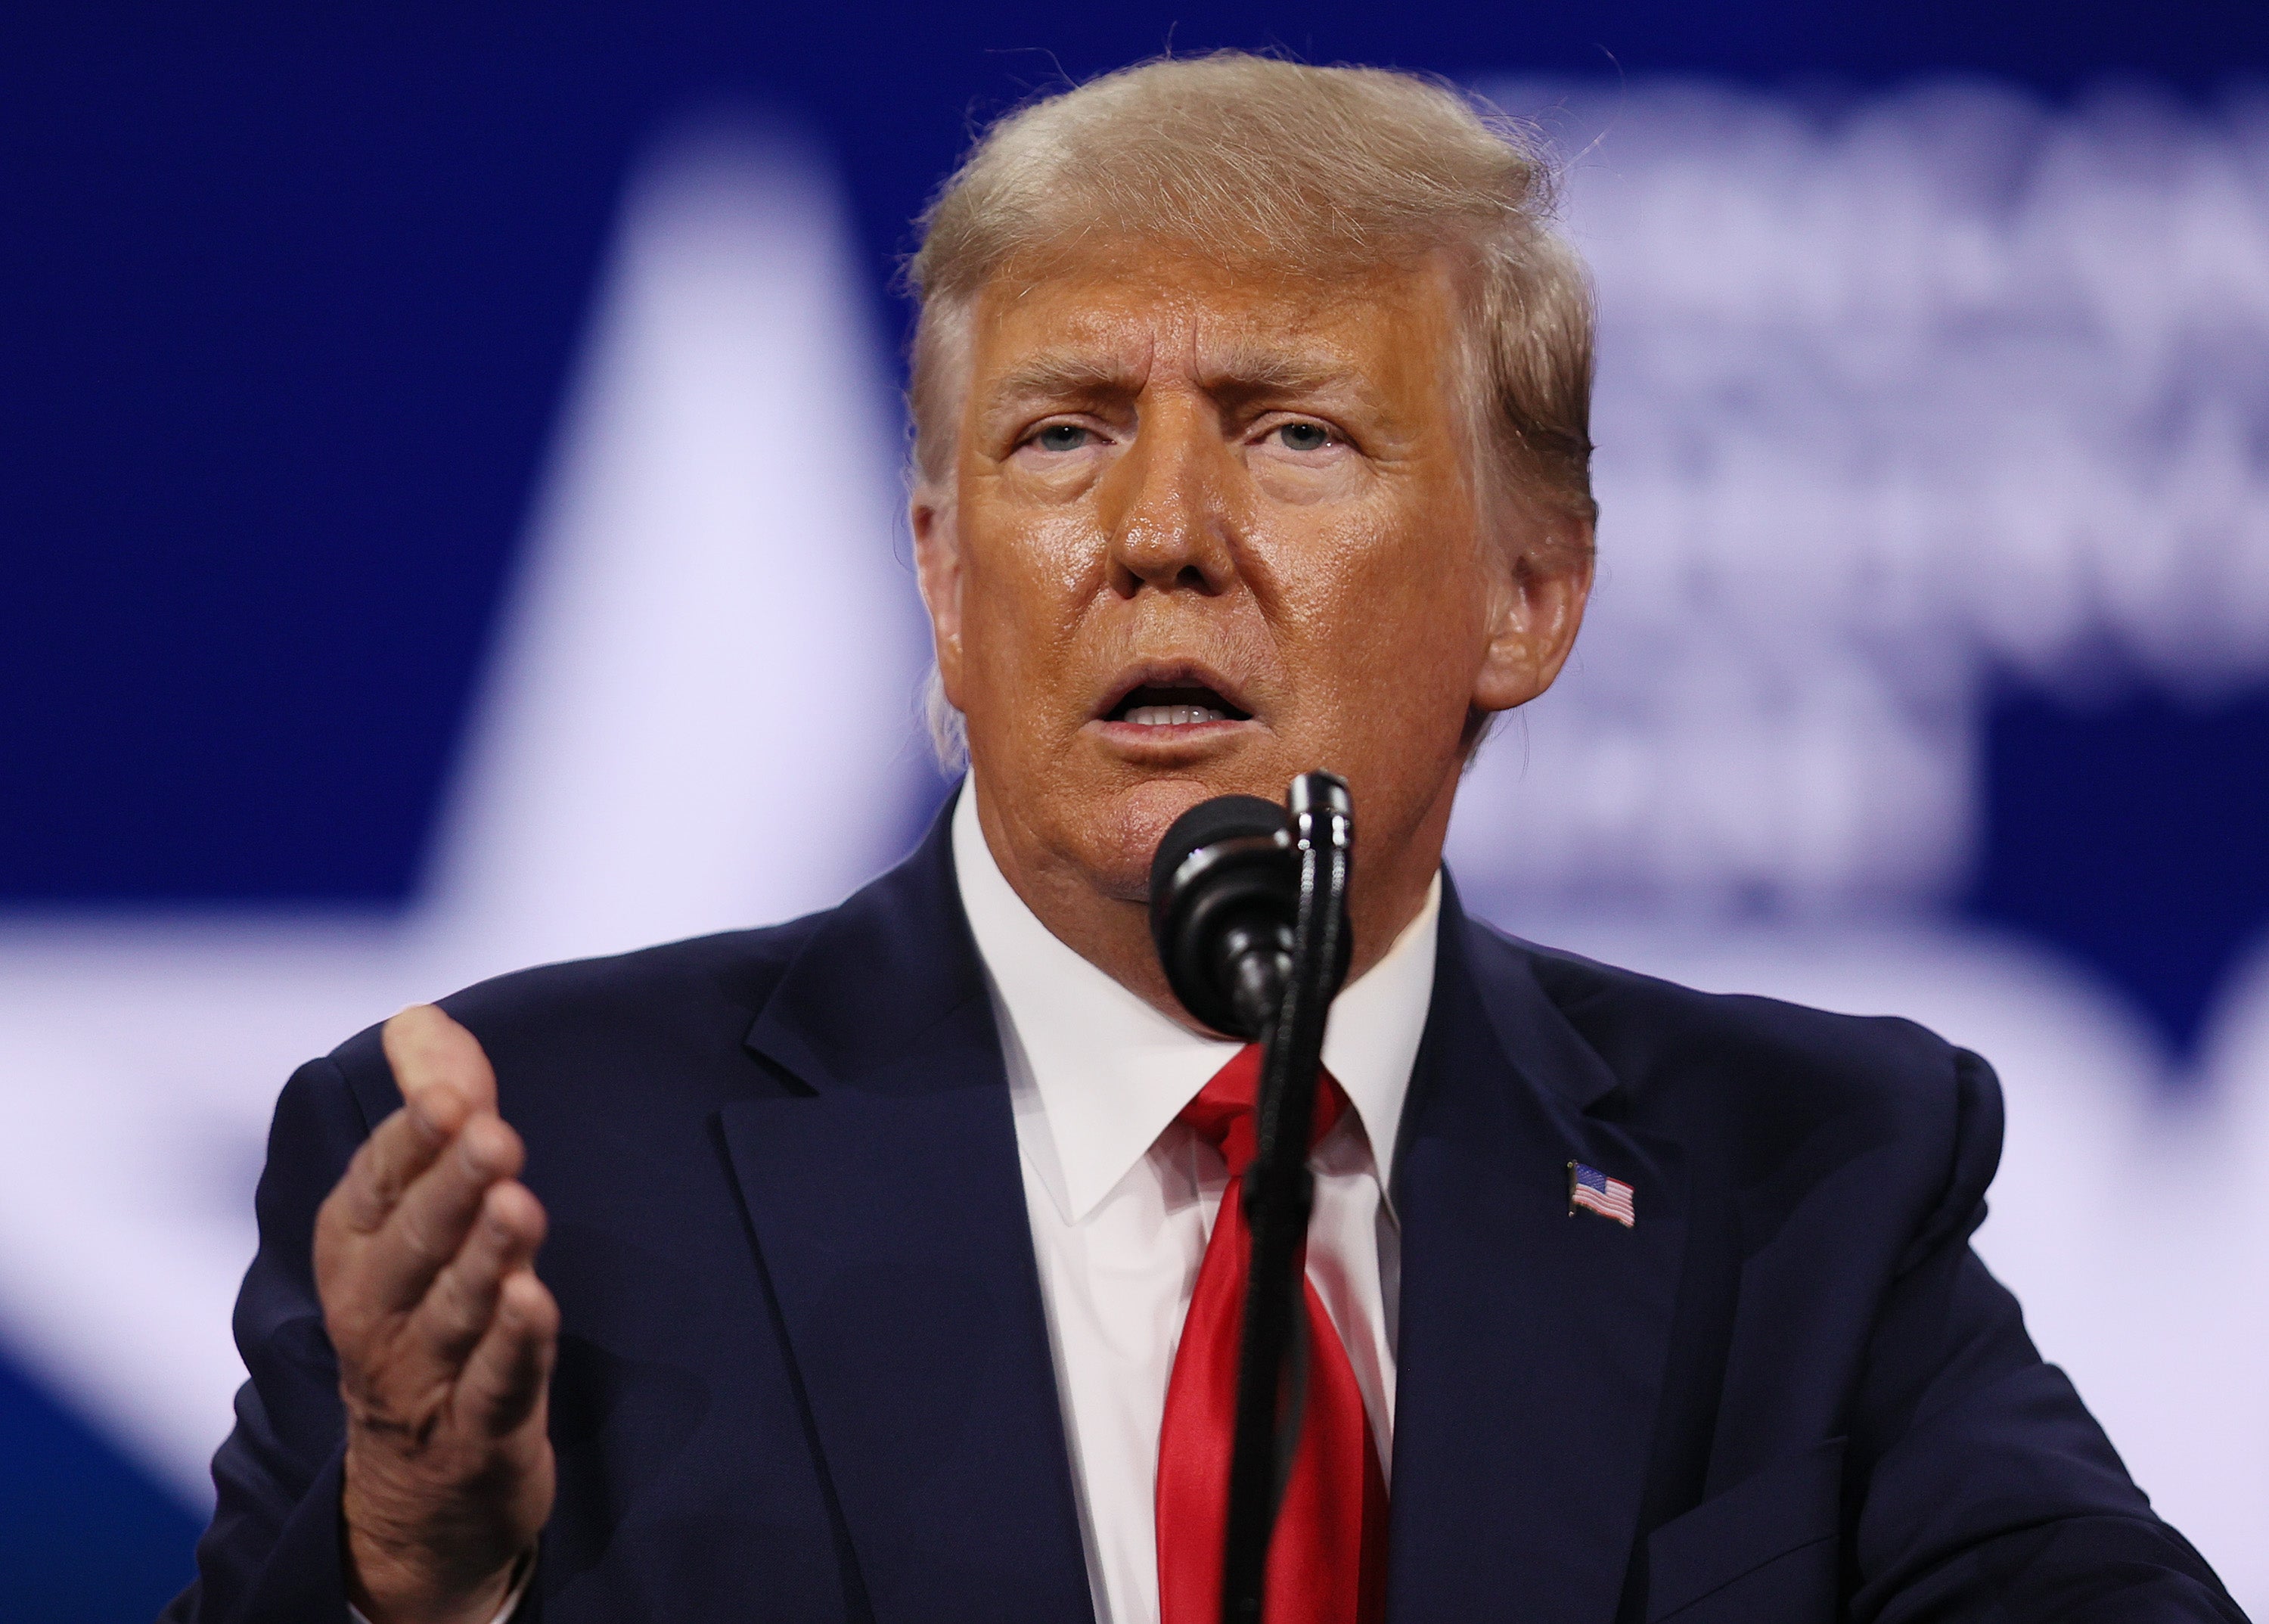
911, 486, 967, 705
1471, 517, 1594, 717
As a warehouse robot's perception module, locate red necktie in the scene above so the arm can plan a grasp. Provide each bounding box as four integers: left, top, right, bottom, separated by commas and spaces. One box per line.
1156, 1045, 1390, 1624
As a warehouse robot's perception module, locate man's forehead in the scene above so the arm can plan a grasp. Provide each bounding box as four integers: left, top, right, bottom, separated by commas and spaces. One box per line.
967, 253, 1452, 403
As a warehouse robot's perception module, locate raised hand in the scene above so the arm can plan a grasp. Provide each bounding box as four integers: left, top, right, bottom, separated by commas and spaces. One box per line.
314, 1005, 557, 1624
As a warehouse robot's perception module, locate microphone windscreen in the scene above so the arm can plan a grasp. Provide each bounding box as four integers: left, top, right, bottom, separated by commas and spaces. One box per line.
1147, 794, 1289, 921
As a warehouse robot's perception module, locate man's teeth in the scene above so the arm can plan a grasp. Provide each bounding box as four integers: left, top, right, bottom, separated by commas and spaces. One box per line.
1124, 703, 1229, 726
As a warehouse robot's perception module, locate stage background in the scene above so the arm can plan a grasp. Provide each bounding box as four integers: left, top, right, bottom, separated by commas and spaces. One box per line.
4, 5, 2267, 1616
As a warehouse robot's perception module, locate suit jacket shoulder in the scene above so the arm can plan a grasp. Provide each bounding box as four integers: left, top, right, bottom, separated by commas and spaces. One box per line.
1504, 926, 1997, 1260
323, 916, 825, 1124
1510, 926, 1966, 1120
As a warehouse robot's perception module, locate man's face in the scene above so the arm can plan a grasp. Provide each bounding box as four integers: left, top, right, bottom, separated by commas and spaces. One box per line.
914, 241, 1585, 927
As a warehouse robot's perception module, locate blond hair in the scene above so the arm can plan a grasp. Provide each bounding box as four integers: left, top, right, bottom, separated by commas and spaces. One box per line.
904, 51, 1597, 529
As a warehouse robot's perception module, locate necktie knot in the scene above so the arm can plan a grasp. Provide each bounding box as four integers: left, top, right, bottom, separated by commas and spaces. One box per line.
1178, 1044, 1349, 1180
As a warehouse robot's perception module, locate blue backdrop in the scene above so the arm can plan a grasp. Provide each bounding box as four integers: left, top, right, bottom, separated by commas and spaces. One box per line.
6, 5, 2268, 1616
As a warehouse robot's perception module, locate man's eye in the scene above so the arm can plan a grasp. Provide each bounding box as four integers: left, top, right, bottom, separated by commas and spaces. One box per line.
1032, 424, 1092, 452
1274, 421, 1333, 452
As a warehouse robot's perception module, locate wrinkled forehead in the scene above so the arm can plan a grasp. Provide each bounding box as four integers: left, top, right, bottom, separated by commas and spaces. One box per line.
959, 241, 1469, 411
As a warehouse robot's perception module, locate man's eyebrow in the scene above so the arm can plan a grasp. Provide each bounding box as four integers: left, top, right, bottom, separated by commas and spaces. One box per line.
1196, 346, 1362, 398
982, 352, 1145, 410
977, 345, 1371, 418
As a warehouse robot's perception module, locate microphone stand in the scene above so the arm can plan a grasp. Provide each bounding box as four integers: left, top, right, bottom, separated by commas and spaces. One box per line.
1219, 772, 1353, 1624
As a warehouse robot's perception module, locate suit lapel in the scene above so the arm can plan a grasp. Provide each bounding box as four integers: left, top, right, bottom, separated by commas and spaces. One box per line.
1389, 887, 1688, 1623
720, 799, 1094, 1624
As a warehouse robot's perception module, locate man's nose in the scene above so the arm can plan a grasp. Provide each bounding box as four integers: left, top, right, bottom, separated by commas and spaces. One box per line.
1100, 401, 1239, 597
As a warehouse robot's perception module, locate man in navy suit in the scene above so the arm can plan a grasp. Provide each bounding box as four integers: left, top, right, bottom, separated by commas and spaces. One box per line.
171, 53, 2241, 1624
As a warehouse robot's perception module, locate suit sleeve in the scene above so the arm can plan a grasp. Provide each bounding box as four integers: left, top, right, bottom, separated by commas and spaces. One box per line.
1846, 1048, 2246, 1622
160, 1056, 371, 1623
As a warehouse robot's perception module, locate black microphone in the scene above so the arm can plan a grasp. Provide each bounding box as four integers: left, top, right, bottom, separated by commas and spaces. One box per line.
1147, 794, 1297, 1040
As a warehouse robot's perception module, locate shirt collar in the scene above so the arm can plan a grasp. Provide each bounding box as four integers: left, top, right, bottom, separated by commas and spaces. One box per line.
952, 780, 1438, 1224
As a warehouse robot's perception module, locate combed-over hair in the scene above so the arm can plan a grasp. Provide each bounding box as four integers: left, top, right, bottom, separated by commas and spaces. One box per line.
905, 51, 1597, 527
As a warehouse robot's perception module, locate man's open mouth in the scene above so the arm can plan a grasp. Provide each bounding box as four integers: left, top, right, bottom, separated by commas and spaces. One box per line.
1105, 684, 1253, 727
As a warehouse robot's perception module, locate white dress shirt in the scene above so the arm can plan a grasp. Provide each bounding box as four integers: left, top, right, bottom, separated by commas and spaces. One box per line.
953, 784, 1439, 1624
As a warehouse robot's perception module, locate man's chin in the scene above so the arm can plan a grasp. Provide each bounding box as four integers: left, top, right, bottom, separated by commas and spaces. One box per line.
1082, 756, 1286, 901
973, 731, 1290, 903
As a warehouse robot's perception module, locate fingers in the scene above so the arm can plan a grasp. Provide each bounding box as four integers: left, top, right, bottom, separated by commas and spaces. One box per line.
327, 1007, 499, 1239
412, 1181, 548, 1368
383, 1004, 498, 1118
321, 1004, 555, 1462
458, 1269, 560, 1439
360, 1112, 527, 1314
328, 1093, 461, 1237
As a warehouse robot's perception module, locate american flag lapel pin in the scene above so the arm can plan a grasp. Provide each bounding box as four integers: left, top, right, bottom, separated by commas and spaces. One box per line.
1567, 1160, 1637, 1228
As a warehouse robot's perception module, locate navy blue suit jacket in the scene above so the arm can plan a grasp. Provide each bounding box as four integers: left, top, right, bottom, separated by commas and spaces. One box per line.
169, 803, 2241, 1622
